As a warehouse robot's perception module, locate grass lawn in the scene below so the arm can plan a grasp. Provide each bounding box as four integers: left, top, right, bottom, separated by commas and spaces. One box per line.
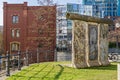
6, 62, 117, 80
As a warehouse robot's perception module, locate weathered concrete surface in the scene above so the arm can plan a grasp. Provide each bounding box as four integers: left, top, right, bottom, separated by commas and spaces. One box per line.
67, 13, 111, 68
66, 13, 113, 24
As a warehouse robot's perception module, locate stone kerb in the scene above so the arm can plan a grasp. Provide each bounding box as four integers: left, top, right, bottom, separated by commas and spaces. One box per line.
118, 64, 120, 80
66, 13, 113, 68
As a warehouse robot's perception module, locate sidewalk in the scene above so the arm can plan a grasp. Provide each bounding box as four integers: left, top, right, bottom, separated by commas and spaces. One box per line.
0, 66, 28, 80
0, 69, 19, 80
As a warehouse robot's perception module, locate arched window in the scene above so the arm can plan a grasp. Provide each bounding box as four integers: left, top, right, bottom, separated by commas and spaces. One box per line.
11, 29, 15, 37
11, 43, 20, 51
16, 29, 20, 37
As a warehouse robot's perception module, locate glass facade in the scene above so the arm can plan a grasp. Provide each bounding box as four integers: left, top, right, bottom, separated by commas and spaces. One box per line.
67, 20, 72, 29
67, 3, 80, 13
83, 0, 118, 18
117, 0, 120, 16
67, 3, 80, 29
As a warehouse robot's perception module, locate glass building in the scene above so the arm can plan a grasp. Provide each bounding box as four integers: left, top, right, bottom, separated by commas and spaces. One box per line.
82, 0, 118, 18
117, 0, 120, 16
56, 3, 81, 51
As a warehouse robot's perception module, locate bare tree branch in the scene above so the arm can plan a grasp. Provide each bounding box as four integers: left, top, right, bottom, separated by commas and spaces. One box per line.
37, 0, 54, 6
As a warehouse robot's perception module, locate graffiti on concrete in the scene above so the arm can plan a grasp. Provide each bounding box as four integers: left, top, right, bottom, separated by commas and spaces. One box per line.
100, 24, 108, 62
74, 21, 86, 66
89, 25, 98, 60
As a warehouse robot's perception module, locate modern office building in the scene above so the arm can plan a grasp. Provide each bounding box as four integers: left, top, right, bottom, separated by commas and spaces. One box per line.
117, 0, 120, 16
56, 3, 81, 51
80, 5, 93, 16
56, 5, 68, 51
82, 0, 118, 18
67, 3, 80, 13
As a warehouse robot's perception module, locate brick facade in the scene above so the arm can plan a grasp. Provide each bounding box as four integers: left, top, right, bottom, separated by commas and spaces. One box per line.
3, 2, 56, 62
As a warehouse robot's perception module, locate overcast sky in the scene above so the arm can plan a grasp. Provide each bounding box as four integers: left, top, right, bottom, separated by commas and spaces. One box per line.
0, 0, 82, 26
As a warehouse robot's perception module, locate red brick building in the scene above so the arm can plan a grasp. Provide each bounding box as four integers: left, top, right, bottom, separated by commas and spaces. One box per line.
3, 2, 56, 62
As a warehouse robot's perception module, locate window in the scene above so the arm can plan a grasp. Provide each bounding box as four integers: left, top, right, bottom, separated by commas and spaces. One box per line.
16, 29, 20, 37
64, 35, 67, 38
12, 15, 19, 23
11, 29, 15, 37
67, 20, 72, 27
59, 30, 62, 33
11, 43, 20, 51
59, 36, 63, 39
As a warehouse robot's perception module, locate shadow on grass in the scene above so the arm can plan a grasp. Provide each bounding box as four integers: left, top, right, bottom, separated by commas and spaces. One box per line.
41, 65, 55, 79
27, 64, 64, 80
84, 64, 117, 70
13, 64, 64, 80
54, 64, 64, 80
21, 64, 39, 75
27, 64, 49, 80
9, 64, 49, 80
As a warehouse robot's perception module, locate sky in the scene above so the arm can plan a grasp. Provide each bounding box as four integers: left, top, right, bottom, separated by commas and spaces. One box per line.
0, 0, 82, 26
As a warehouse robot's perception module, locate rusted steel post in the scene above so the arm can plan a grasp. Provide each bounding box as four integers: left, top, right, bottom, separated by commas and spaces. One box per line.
6, 51, 10, 76
54, 48, 57, 61
18, 50, 21, 70
26, 50, 29, 66
37, 48, 39, 63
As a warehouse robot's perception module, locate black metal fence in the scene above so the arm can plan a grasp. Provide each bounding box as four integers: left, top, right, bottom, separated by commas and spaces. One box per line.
0, 51, 22, 77
0, 49, 72, 77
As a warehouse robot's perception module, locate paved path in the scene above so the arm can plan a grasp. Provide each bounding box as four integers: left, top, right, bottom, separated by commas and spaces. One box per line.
57, 52, 71, 61
118, 64, 120, 80
0, 66, 28, 80
0, 69, 18, 80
